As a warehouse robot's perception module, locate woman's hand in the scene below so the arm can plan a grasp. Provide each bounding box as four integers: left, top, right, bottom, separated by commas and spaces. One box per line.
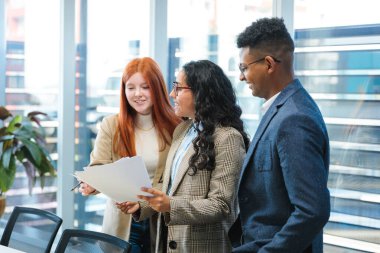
116, 202, 140, 214
138, 187, 171, 213
78, 182, 96, 196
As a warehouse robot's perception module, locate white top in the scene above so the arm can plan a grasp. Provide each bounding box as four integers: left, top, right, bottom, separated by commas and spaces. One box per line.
261, 92, 280, 118
134, 113, 159, 181
168, 124, 197, 194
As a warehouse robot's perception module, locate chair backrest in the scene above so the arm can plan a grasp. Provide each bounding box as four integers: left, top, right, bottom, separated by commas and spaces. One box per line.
0, 206, 63, 253
54, 229, 131, 253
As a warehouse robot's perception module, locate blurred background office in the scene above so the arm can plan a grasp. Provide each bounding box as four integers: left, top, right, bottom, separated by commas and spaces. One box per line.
0, 0, 379, 252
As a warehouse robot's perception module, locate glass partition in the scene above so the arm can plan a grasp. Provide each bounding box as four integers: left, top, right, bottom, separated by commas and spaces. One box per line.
167, 0, 273, 137
294, 0, 380, 251
2, 0, 59, 220
74, 0, 150, 230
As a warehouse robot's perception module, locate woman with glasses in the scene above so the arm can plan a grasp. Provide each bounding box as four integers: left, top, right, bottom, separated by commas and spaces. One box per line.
79, 57, 181, 253
118, 59, 250, 253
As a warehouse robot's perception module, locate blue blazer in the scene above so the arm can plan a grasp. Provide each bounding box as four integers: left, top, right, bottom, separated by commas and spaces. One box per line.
230, 79, 330, 253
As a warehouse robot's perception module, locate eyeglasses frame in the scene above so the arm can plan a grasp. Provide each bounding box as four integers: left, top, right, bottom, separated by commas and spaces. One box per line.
239, 56, 282, 75
172, 81, 192, 96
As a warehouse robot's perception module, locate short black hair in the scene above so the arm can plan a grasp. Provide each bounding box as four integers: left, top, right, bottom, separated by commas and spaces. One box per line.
237, 17, 294, 54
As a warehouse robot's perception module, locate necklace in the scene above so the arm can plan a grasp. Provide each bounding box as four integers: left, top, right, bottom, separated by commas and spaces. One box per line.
135, 124, 155, 131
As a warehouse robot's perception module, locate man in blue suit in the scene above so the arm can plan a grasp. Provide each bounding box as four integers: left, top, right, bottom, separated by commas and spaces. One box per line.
229, 18, 330, 253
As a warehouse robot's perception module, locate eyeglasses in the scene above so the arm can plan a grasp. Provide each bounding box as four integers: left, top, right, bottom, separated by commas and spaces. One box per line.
172, 81, 192, 96
238, 56, 281, 75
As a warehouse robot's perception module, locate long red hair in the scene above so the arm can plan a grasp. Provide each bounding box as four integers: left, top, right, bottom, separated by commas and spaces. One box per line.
114, 57, 181, 157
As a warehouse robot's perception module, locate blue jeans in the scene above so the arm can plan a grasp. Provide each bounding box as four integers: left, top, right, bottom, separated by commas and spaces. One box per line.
129, 219, 151, 253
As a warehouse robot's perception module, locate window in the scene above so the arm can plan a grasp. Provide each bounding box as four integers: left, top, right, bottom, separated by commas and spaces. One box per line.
294, 1, 380, 251
167, 0, 272, 137
2, 3, 379, 252
75, 0, 150, 230
2, 0, 59, 220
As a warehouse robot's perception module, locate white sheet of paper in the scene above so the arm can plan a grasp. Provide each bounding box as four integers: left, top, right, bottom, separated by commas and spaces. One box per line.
74, 156, 152, 202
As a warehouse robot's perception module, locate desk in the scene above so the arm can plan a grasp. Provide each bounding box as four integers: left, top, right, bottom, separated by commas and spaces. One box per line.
0, 245, 26, 253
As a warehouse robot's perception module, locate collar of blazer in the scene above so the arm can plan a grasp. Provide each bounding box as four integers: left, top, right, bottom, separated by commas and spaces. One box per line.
237, 79, 303, 186
152, 142, 171, 187
162, 120, 194, 195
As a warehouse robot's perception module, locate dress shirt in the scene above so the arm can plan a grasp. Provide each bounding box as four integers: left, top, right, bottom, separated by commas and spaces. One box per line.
261, 92, 280, 118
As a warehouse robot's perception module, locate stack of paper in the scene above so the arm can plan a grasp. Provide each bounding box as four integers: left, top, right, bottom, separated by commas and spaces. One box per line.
74, 156, 152, 202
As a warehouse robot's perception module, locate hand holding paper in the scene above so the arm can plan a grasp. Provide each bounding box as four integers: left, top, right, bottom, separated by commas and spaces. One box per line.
115, 201, 140, 214
137, 187, 171, 212
74, 156, 152, 202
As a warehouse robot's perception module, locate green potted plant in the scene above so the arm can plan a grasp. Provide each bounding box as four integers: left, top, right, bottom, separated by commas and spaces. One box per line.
0, 106, 56, 217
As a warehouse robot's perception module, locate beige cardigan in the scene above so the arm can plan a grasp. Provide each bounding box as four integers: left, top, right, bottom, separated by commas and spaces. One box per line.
89, 114, 170, 241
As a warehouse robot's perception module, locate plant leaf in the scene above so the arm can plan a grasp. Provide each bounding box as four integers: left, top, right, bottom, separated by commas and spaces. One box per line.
0, 156, 16, 193
0, 134, 14, 142
2, 139, 15, 151
27, 111, 47, 117
23, 161, 36, 195
20, 139, 42, 166
0, 106, 12, 120
34, 133, 47, 146
14, 125, 34, 139
0, 166, 8, 192
39, 145, 54, 163
28, 111, 48, 129
1, 147, 12, 169
23, 160, 36, 179
15, 150, 25, 162
28, 111, 47, 127
0, 109, 55, 194
0, 126, 7, 136
40, 175, 45, 189
20, 146, 54, 180
39, 155, 56, 176
0, 164, 8, 192
7, 115, 22, 132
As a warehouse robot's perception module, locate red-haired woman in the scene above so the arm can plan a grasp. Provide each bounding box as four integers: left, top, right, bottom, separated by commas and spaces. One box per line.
79, 57, 181, 253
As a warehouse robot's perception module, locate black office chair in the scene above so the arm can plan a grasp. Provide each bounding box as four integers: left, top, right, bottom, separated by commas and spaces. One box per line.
54, 229, 132, 253
0, 206, 63, 253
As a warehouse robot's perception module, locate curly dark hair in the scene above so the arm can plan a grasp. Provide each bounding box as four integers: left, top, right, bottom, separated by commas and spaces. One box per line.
237, 17, 294, 54
182, 60, 250, 175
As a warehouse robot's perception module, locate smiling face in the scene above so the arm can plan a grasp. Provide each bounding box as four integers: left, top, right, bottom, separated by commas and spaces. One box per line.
169, 70, 195, 119
125, 72, 153, 115
239, 47, 271, 99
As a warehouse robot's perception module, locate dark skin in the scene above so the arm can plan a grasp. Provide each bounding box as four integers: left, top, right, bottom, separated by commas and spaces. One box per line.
239, 47, 294, 101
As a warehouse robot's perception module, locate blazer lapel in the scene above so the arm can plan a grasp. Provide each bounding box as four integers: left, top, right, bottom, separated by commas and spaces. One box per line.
237, 107, 278, 187
168, 145, 195, 196
238, 79, 303, 186
161, 121, 192, 195
152, 144, 170, 187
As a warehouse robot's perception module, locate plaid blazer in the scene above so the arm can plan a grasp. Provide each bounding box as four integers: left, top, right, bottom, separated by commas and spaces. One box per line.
139, 120, 246, 253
